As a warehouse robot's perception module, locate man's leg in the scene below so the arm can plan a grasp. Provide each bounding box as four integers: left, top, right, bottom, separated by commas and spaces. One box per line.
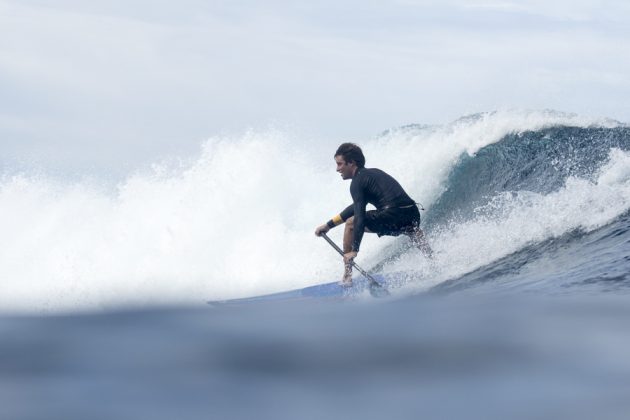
408, 228, 433, 258
341, 217, 374, 285
341, 217, 355, 285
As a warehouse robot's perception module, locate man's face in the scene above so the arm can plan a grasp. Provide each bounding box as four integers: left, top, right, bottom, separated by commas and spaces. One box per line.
335, 155, 357, 180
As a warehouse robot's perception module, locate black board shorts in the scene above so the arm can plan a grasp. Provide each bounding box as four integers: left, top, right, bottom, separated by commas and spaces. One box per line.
364, 205, 421, 237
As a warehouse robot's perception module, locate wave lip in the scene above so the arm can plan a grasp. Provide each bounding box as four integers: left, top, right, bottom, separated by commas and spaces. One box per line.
424, 124, 630, 226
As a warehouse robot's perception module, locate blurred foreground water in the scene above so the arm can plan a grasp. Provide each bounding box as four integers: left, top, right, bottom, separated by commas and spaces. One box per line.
2, 294, 630, 420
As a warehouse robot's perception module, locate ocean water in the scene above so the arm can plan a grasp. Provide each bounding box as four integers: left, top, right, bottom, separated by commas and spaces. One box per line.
1, 109, 630, 419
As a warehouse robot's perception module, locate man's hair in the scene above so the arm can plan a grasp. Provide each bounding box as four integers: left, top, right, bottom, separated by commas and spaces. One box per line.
335, 143, 366, 168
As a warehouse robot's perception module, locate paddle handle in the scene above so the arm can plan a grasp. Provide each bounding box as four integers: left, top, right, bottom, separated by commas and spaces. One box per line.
320, 233, 380, 286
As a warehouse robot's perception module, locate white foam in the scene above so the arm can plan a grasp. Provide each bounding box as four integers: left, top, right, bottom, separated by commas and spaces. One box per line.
0, 110, 624, 312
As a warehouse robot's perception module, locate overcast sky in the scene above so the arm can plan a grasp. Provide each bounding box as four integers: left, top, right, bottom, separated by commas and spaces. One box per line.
1, 0, 629, 176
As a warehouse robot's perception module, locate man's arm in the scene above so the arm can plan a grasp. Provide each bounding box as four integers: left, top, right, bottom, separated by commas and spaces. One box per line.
314, 204, 354, 236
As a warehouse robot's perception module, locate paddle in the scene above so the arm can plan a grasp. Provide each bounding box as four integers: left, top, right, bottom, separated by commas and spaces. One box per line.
320, 233, 389, 298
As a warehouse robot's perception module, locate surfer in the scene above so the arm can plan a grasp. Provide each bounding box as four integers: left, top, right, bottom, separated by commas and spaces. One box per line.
315, 143, 432, 286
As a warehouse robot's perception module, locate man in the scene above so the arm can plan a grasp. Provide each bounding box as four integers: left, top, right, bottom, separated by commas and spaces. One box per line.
315, 143, 432, 286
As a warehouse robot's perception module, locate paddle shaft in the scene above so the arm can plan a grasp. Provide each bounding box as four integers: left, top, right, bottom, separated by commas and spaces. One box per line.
320, 233, 380, 286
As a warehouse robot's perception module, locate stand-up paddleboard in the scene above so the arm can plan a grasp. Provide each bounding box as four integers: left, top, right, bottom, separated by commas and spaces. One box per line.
206, 273, 393, 306
207, 234, 394, 306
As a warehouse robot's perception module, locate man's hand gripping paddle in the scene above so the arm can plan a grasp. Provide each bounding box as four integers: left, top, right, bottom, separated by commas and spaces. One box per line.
320, 233, 389, 298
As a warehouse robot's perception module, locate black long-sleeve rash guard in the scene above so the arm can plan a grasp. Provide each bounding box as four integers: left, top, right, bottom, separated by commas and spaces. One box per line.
338, 167, 415, 252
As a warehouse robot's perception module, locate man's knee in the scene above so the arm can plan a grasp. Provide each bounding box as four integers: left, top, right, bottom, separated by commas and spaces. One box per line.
345, 216, 354, 228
